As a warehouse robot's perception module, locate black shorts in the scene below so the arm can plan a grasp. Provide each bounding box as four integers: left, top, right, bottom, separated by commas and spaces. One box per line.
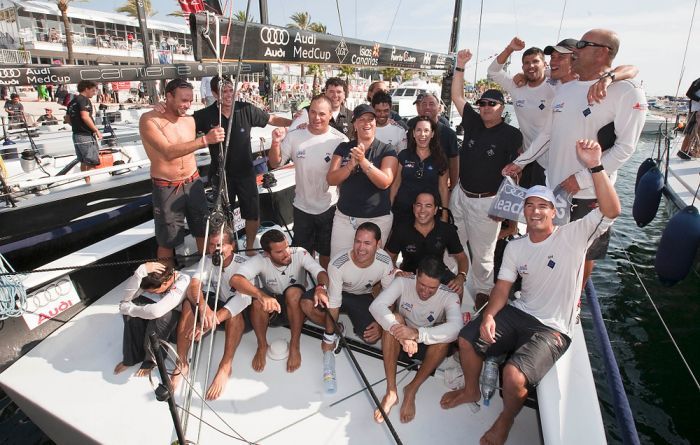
571, 198, 611, 260
225, 174, 260, 221
292, 206, 335, 257
152, 178, 208, 248
264, 284, 310, 327
72, 133, 100, 166
459, 305, 571, 386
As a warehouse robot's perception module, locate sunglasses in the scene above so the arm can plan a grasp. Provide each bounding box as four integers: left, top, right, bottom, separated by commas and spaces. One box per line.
575, 40, 612, 51
477, 100, 500, 107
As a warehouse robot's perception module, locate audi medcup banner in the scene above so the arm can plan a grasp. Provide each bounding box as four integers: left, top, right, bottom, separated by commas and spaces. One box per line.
0, 62, 263, 87
190, 14, 452, 70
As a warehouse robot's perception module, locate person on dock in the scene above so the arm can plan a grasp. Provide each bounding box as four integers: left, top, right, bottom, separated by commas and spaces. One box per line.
37, 108, 58, 126
386, 191, 468, 295
369, 256, 462, 424
267, 94, 348, 270
326, 104, 399, 258
441, 139, 621, 445
314, 222, 396, 351
67, 81, 102, 184
114, 262, 189, 377
680, 77, 700, 157
502, 29, 646, 286
171, 225, 254, 400
230, 229, 330, 373
193, 75, 292, 255
140, 78, 226, 263
451, 50, 523, 306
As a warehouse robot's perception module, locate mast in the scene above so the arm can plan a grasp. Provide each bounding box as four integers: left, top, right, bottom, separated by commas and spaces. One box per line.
258, 0, 272, 105
441, 0, 462, 119
135, 0, 157, 103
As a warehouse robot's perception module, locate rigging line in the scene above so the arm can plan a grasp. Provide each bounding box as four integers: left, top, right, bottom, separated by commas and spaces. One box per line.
512, 0, 519, 37
335, 0, 345, 37
385, 0, 402, 42
691, 175, 700, 207
175, 406, 254, 444
611, 230, 700, 392
556, 0, 567, 42
473, 0, 484, 88
674, 0, 698, 98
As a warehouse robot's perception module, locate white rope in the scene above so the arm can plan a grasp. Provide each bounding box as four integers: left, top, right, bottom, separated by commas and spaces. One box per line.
0, 253, 25, 320
674, 0, 698, 98
385, 0, 402, 42
556, 0, 568, 42
611, 230, 700, 392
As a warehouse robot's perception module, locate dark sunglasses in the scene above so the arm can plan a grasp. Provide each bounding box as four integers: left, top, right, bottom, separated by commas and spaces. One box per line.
477, 100, 500, 107
575, 40, 612, 50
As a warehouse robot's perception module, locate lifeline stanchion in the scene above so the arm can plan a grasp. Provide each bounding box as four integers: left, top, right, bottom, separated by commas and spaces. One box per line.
323, 307, 404, 445
148, 332, 187, 445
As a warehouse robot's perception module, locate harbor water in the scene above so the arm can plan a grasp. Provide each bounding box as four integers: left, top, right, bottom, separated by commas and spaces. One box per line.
1, 136, 698, 444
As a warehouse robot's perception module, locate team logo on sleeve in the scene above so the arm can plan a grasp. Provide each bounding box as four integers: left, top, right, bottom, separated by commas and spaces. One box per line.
582, 107, 592, 117
632, 102, 648, 111
401, 302, 413, 312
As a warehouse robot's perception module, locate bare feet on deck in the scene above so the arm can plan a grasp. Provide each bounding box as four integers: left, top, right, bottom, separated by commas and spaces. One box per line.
113, 362, 130, 375
206, 364, 232, 400
252, 344, 268, 372
480, 414, 514, 445
373, 390, 398, 423
171, 362, 189, 391
400, 384, 418, 423
287, 345, 301, 372
440, 386, 481, 409
134, 366, 152, 377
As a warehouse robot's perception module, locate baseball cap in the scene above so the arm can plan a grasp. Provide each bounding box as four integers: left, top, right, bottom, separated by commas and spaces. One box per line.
352, 103, 376, 122
543, 38, 578, 55
524, 185, 556, 206
479, 89, 505, 104
412, 91, 440, 105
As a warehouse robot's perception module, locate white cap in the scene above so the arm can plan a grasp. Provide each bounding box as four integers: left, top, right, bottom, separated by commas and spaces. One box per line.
524, 185, 556, 206
267, 338, 289, 361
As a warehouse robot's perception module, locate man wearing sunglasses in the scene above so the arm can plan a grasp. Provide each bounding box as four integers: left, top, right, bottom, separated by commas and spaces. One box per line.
503, 29, 646, 285
451, 49, 523, 304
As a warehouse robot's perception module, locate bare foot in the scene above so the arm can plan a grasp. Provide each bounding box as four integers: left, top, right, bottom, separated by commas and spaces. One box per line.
400, 385, 417, 423
252, 344, 268, 372
480, 414, 514, 445
134, 366, 153, 377
440, 386, 481, 409
373, 390, 398, 423
113, 362, 130, 375
287, 345, 301, 373
171, 362, 189, 391
206, 364, 232, 400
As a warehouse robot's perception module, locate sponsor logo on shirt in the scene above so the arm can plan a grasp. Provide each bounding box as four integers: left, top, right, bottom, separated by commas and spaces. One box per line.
324, 154, 331, 163
547, 259, 556, 269
632, 102, 648, 111
517, 264, 528, 275
427, 312, 435, 323
296, 148, 306, 159
466, 139, 475, 148
582, 107, 592, 117
538, 101, 546, 110
553, 102, 565, 113
401, 301, 413, 312
486, 146, 495, 157
405, 244, 417, 253
515, 99, 526, 108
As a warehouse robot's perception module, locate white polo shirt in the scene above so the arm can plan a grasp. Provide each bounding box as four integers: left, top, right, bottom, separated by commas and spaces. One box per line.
327, 248, 396, 308
236, 247, 325, 295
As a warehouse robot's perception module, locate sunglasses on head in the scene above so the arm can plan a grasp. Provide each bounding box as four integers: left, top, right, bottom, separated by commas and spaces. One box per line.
575, 40, 612, 51
477, 100, 500, 107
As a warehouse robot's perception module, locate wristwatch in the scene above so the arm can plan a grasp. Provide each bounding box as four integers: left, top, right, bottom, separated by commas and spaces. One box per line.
455, 67, 465, 72
600, 71, 615, 81
589, 165, 605, 173
458, 271, 467, 280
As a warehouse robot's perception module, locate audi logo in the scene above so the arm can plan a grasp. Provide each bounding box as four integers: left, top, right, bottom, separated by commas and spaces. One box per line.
0, 69, 21, 78
260, 27, 289, 45
25, 278, 73, 313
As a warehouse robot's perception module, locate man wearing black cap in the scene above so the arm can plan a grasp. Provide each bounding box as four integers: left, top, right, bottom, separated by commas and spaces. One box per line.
488, 37, 553, 187
451, 49, 523, 303
327, 104, 398, 257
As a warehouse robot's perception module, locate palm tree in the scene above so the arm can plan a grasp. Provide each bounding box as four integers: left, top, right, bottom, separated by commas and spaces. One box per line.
116, 0, 157, 17
56, 0, 87, 65
339, 65, 354, 81
381, 68, 401, 86
306, 64, 323, 95
308, 23, 327, 33
234, 10, 254, 22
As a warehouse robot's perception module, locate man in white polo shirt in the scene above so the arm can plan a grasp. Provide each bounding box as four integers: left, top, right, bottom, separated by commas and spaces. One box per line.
442, 139, 620, 445
269, 95, 348, 269
372, 91, 407, 153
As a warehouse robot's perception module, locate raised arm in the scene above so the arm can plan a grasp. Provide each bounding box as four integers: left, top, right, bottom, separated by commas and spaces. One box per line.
575, 139, 621, 219
451, 49, 472, 117
267, 127, 287, 169
120, 274, 189, 320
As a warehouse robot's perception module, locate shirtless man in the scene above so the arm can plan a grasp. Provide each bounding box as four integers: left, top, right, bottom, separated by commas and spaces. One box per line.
139, 78, 225, 262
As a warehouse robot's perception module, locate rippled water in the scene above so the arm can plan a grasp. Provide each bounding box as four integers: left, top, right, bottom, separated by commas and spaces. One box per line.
585, 136, 700, 444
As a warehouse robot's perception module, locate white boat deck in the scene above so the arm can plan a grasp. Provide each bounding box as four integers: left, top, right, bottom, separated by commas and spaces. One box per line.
0, 278, 541, 445
666, 156, 700, 208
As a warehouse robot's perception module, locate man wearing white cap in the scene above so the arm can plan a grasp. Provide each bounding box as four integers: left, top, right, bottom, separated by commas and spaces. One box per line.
441, 139, 621, 445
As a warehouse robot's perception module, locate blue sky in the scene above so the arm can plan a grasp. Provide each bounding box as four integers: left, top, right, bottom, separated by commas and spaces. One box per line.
78, 0, 699, 96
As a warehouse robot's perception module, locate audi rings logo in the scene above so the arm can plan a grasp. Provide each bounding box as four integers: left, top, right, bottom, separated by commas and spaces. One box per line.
0, 68, 21, 78
25, 278, 72, 313
260, 27, 289, 45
